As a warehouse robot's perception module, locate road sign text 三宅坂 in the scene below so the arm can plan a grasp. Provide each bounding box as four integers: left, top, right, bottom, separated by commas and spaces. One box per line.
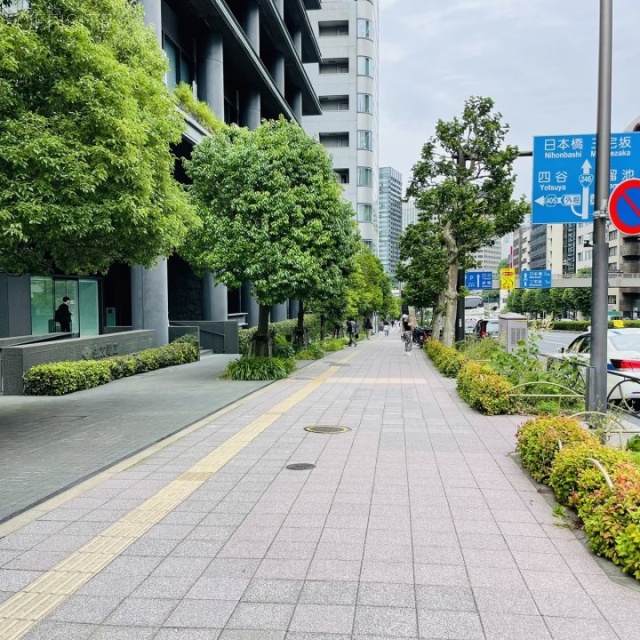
520, 270, 552, 289
532, 132, 640, 224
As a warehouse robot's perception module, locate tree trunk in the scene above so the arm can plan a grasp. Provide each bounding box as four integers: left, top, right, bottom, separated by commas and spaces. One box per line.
431, 292, 445, 341
251, 304, 272, 357
319, 313, 326, 341
441, 222, 459, 348
295, 301, 306, 350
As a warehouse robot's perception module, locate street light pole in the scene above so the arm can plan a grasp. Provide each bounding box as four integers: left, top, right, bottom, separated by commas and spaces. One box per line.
455, 150, 467, 343
589, 0, 612, 412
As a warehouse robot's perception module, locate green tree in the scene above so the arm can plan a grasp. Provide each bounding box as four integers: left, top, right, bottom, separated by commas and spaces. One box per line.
521, 290, 538, 317
406, 96, 528, 345
396, 220, 448, 333
184, 117, 357, 355
0, 0, 197, 274
549, 288, 568, 319
506, 288, 524, 314
346, 247, 393, 320
535, 289, 552, 317
568, 287, 593, 319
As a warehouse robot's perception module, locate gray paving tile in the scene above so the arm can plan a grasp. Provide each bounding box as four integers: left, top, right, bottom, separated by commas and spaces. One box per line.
242, 579, 303, 603
289, 604, 355, 634
4, 550, 68, 571
357, 583, 415, 608
480, 612, 552, 640
132, 575, 199, 599
226, 602, 295, 630
152, 556, 211, 578
284, 634, 350, 640
360, 561, 413, 584
300, 581, 359, 605
543, 616, 619, 640
415, 585, 476, 612
103, 556, 163, 576
0, 569, 42, 591
49, 594, 123, 624
90, 628, 157, 640
186, 576, 250, 600
155, 629, 221, 639
354, 606, 417, 637
466, 566, 527, 590
413, 564, 469, 587
531, 590, 603, 619
520, 570, 582, 592
219, 632, 285, 640
413, 545, 464, 566
255, 558, 311, 580
164, 598, 238, 628
462, 548, 517, 570
472, 587, 538, 615
22, 621, 96, 640
203, 559, 261, 579
417, 609, 484, 640
105, 597, 179, 626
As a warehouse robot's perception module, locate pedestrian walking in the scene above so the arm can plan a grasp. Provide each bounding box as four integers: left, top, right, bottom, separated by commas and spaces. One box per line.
346, 318, 358, 347
402, 318, 413, 355
383, 319, 389, 336
363, 317, 373, 340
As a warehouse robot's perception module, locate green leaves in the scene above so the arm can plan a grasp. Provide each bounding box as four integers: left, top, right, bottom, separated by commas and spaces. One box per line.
184, 116, 358, 312
0, 0, 197, 274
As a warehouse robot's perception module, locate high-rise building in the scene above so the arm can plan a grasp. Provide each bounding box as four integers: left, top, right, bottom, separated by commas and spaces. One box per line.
472, 242, 502, 276
402, 197, 418, 230
378, 167, 403, 279
302, 0, 380, 253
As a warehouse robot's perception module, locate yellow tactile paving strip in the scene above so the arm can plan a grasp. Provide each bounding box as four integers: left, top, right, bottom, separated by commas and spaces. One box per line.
0, 363, 345, 640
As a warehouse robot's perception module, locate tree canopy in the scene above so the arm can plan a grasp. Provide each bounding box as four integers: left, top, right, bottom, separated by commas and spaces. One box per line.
0, 0, 197, 275
346, 246, 395, 320
406, 96, 529, 345
184, 116, 358, 347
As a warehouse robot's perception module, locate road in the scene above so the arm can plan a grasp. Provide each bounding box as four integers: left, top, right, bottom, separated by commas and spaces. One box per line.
536, 330, 581, 356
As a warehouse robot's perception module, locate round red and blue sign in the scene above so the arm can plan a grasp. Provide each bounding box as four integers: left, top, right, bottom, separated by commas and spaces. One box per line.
609, 178, 640, 235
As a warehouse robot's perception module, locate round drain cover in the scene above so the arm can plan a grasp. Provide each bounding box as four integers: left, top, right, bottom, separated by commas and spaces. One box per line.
304, 425, 351, 434
286, 463, 316, 471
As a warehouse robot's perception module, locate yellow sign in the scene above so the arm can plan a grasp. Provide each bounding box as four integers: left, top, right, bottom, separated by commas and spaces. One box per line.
500, 268, 515, 290
613, 319, 624, 328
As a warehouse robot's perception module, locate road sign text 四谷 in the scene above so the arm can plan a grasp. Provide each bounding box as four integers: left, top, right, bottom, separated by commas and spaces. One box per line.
465, 271, 494, 290
532, 133, 640, 224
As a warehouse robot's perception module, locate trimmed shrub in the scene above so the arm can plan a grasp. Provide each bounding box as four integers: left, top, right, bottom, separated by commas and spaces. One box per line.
23, 361, 111, 396
626, 434, 640, 453
425, 340, 467, 378
550, 441, 627, 505
23, 337, 200, 396
457, 360, 514, 415
224, 356, 296, 381
296, 344, 325, 360
579, 462, 640, 578
516, 416, 593, 483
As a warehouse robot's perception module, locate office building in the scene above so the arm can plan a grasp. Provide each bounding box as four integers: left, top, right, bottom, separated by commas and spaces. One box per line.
302, 0, 380, 253
378, 167, 402, 279
402, 197, 418, 230
0, 0, 324, 340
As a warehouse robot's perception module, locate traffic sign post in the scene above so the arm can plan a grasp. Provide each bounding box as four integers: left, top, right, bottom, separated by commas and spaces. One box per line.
500, 268, 515, 290
521, 270, 552, 289
532, 132, 640, 224
465, 271, 493, 290
609, 178, 640, 235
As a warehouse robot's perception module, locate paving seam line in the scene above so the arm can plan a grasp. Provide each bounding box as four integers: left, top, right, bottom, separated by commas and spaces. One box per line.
0, 361, 354, 640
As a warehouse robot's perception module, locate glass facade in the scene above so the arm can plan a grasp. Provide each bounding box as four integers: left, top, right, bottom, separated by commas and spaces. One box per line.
357, 56, 374, 77
357, 93, 374, 114
357, 130, 373, 150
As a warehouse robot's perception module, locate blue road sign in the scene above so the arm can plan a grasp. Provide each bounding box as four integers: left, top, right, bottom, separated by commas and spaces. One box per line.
465, 271, 494, 290
521, 269, 552, 289
532, 132, 640, 224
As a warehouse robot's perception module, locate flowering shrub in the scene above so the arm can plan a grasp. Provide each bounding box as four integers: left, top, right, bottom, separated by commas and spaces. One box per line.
457, 361, 514, 415
425, 340, 467, 378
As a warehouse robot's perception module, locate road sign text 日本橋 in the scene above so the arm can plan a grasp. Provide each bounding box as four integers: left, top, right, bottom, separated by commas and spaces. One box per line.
520, 269, 552, 289
532, 132, 640, 224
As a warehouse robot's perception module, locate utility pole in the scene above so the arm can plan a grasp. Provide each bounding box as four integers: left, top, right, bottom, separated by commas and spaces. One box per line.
589, 0, 612, 412
455, 150, 467, 343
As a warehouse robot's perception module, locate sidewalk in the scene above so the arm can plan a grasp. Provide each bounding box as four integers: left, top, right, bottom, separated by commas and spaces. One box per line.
1, 334, 639, 640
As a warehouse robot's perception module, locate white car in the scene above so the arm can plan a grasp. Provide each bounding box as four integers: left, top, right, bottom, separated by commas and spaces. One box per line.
556, 328, 640, 407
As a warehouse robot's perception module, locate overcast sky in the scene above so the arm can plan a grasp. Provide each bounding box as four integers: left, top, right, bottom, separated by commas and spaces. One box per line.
379, 0, 640, 200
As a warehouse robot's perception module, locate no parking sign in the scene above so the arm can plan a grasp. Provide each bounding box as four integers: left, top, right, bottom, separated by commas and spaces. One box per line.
609, 178, 640, 235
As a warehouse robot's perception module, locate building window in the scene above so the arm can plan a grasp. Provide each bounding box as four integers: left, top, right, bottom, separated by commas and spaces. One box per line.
608, 295, 617, 304
320, 58, 349, 74
363, 240, 374, 252
319, 132, 349, 148
357, 167, 373, 187
357, 93, 374, 114
357, 56, 374, 77
609, 246, 617, 257
319, 20, 349, 36
357, 203, 373, 222
609, 230, 618, 241
164, 36, 194, 90
334, 168, 349, 184
357, 19, 373, 39
608, 262, 619, 271
319, 95, 349, 111
357, 130, 373, 150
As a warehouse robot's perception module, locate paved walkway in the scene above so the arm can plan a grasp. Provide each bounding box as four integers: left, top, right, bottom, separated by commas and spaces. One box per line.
1, 334, 640, 640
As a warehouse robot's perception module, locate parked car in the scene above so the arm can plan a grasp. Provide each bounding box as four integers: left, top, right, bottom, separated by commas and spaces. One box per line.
474, 318, 500, 339
554, 328, 640, 408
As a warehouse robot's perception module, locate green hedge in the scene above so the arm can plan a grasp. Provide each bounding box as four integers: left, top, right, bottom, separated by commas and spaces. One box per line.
550, 320, 640, 331
516, 416, 594, 484
456, 360, 514, 415
515, 414, 640, 579
23, 336, 200, 396
425, 339, 467, 378
239, 315, 322, 356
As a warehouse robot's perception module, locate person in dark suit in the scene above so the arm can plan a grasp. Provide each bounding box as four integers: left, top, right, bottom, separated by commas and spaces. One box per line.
55, 296, 72, 332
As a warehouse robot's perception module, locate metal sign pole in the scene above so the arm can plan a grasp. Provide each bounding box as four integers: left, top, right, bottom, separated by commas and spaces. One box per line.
589, 0, 612, 413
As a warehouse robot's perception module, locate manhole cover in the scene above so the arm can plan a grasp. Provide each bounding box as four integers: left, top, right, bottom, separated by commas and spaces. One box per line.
286, 463, 316, 471
304, 425, 351, 434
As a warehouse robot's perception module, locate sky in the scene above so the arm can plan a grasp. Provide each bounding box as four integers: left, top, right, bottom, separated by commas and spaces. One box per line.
378, 0, 640, 201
